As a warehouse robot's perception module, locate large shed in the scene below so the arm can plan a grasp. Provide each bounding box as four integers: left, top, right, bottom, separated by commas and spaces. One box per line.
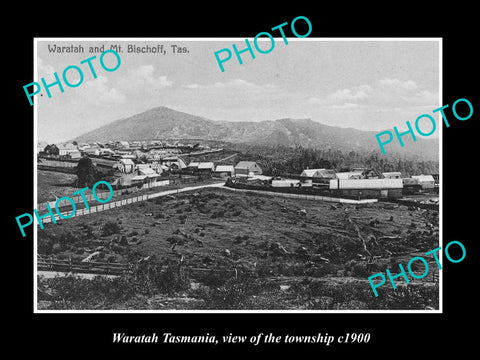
235, 161, 262, 177
330, 178, 403, 199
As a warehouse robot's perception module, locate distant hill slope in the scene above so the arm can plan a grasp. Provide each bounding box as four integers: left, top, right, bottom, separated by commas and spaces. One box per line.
73, 106, 439, 160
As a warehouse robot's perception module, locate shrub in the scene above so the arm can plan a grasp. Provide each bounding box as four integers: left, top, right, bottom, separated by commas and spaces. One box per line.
195, 276, 255, 310
102, 221, 120, 236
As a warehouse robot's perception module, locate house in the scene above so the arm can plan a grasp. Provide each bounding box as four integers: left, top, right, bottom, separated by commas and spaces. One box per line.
382, 172, 402, 179
187, 162, 200, 170
82, 146, 100, 156
403, 178, 422, 194
234, 161, 262, 177
330, 178, 403, 199
214, 165, 235, 178
99, 148, 115, 156
411, 175, 435, 190
335, 172, 363, 180
351, 167, 379, 179
162, 156, 187, 169
198, 162, 215, 172
117, 158, 135, 173
137, 166, 160, 183
67, 150, 82, 159
118, 141, 130, 149
57, 143, 78, 156
300, 168, 337, 179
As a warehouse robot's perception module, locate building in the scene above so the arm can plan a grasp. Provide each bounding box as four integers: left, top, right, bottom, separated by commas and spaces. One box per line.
137, 166, 160, 183
300, 168, 337, 179
196, 162, 215, 176
68, 151, 82, 159
351, 167, 379, 179
162, 156, 187, 169
234, 161, 262, 177
117, 158, 135, 173
330, 178, 403, 199
82, 147, 100, 156
57, 143, 79, 157
411, 175, 435, 190
272, 179, 302, 187
214, 165, 235, 178
117, 141, 130, 149
99, 148, 115, 156
382, 172, 402, 179
403, 178, 422, 194
335, 171, 363, 180
187, 162, 200, 170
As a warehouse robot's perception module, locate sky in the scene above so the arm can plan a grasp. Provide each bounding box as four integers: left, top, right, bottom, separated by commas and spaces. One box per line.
35, 38, 440, 143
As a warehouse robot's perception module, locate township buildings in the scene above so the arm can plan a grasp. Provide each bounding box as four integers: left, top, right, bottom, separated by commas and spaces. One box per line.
37, 140, 437, 200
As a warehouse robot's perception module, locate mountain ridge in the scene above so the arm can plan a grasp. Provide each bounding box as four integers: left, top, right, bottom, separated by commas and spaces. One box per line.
72, 106, 439, 160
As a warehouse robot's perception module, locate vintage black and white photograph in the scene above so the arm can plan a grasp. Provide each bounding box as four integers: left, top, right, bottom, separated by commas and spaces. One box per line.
34, 38, 441, 312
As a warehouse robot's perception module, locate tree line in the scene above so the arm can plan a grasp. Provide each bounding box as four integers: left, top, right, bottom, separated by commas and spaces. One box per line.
233, 145, 439, 177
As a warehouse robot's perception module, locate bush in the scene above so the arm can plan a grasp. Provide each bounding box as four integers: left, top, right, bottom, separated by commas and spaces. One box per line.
195, 273, 258, 310
102, 221, 120, 236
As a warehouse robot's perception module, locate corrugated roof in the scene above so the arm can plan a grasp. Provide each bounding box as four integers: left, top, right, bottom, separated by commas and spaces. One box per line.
138, 167, 157, 176
412, 175, 435, 182
215, 165, 234, 172
235, 161, 258, 169
198, 162, 215, 169
132, 175, 147, 181
336, 172, 363, 180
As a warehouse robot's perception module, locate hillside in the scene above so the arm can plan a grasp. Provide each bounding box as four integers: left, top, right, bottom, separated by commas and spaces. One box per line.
73, 106, 439, 160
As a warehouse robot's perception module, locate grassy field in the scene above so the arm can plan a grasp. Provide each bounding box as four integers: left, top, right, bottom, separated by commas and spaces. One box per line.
37, 170, 79, 203
37, 187, 439, 310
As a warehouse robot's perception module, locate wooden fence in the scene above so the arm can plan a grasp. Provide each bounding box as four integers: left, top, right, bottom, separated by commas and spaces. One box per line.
37, 256, 240, 279
37, 257, 131, 276
37, 180, 170, 211
224, 186, 378, 205
39, 182, 223, 223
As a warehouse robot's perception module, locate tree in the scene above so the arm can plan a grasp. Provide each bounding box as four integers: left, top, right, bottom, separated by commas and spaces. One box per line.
76, 156, 99, 188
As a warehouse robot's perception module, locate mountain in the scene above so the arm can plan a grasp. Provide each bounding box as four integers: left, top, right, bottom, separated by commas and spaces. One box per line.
72, 106, 439, 160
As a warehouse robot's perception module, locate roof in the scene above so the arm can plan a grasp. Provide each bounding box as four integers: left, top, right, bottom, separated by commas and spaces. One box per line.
215, 165, 235, 172
198, 162, 215, 170
188, 162, 200, 167
301, 169, 322, 177
138, 167, 158, 177
412, 175, 435, 182
119, 158, 135, 165
132, 175, 147, 181
330, 178, 403, 190
301, 168, 336, 178
57, 143, 77, 150
382, 172, 402, 176
335, 172, 363, 180
235, 161, 259, 169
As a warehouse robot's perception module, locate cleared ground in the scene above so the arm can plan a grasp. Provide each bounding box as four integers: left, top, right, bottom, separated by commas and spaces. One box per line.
37, 183, 439, 310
